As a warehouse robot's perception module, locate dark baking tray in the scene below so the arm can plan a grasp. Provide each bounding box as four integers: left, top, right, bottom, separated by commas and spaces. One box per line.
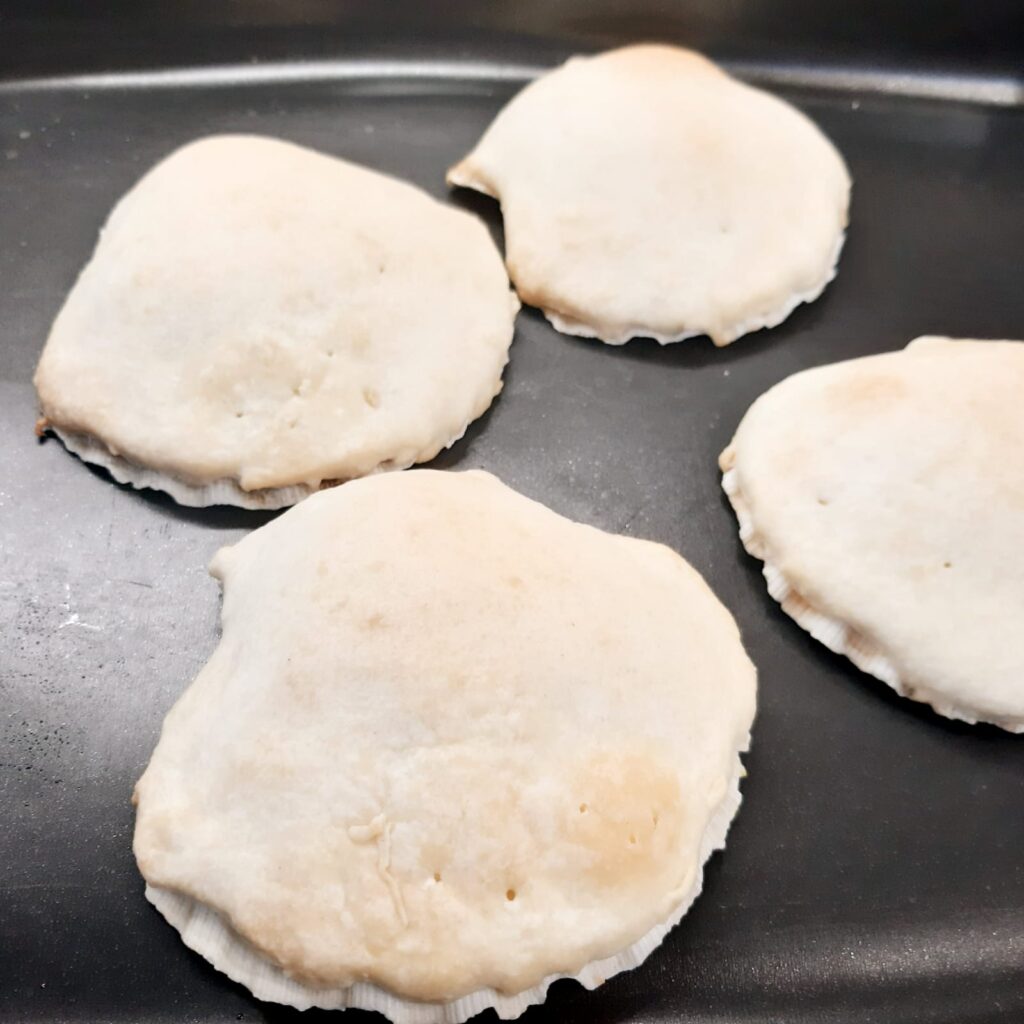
2, 10, 1024, 1024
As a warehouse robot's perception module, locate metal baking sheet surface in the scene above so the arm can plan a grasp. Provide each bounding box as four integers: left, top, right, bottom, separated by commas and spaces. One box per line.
2, 56, 1024, 1024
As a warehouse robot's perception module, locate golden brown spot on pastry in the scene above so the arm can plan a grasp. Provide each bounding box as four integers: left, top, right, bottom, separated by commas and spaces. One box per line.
364, 612, 386, 630
505, 888, 516, 902
829, 371, 908, 409
433, 872, 442, 883
507, 575, 524, 589
363, 387, 380, 409
567, 751, 683, 887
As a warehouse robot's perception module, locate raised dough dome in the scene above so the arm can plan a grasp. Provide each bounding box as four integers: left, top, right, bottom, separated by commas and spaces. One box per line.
35, 136, 518, 507
449, 45, 850, 346
134, 470, 757, 1018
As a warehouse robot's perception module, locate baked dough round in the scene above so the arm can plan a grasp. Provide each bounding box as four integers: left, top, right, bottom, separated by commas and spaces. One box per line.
35, 135, 518, 508
133, 470, 757, 1020
721, 337, 1024, 731
449, 45, 850, 346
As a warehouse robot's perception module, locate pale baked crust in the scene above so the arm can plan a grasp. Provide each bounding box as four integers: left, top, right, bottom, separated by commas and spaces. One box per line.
721, 337, 1024, 731
448, 45, 850, 346
143, 758, 746, 1022
133, 470, 757, 1007
51, 422, 469, 510
35, 135, 517, 505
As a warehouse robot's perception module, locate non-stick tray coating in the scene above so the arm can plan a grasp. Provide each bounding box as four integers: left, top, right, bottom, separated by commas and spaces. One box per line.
2, 49, 1023, 1024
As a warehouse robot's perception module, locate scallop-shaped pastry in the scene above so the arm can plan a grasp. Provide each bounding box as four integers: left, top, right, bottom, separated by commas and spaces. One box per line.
721, 337, 1024, 731
134, 469, 757, 1022
449, 45, 850, 346
35, 136, 518, 508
